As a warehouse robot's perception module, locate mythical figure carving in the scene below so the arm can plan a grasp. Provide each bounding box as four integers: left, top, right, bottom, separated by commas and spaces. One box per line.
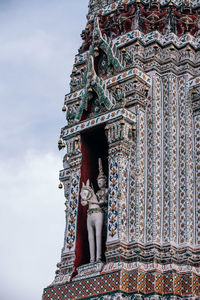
114, 86, 126, 106
140, 3, 167, 34
80, 158, 108, 263
79, 25, 93, 53
70, 75, 80, 92
118, 3, 136, 34
99, 3, 137, 38
66, 104, 77, 125
99, 13, 120, 38
173, 8, 198, 36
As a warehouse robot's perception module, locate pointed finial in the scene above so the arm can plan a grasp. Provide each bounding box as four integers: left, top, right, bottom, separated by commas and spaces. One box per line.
97, 158, 106, 180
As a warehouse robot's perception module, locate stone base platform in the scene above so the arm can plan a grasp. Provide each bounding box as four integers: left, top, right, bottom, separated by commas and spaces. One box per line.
42, 264, 200, 300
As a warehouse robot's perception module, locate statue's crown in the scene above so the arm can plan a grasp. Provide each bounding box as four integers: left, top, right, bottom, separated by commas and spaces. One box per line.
97, 158, 106, 180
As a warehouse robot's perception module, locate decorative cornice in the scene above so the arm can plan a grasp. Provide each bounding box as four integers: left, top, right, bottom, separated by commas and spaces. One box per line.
61, 108, 136, 139
74, 30, 200, 67
65, 67, 151, 104
114, 30, 200, 49
102, 261, 200, 276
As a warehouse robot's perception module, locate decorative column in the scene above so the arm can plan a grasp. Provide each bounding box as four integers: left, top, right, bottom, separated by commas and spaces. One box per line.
105, 116, 135, 262
134, 104, 147, 245
194, 114, 200, 246
53, 134, 82, 284
191, 82, 200, 296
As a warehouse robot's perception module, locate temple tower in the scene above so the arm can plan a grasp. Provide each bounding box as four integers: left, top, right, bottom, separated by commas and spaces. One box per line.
43, 0, 200, 298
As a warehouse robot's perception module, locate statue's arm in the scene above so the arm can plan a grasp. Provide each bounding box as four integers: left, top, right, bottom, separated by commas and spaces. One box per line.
87, 199, 99, 204
97, 190, 108, 205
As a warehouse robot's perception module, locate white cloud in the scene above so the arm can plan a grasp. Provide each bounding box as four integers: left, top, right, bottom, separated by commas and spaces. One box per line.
0, 0, 87, 160
0, 30, 55, 64
0, 151, 65, 300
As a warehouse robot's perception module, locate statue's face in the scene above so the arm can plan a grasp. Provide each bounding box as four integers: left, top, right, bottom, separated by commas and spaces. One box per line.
97, 178, 106, 189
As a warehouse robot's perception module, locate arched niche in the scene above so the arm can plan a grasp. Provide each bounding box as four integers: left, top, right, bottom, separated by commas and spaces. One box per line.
75, 125, 108, 267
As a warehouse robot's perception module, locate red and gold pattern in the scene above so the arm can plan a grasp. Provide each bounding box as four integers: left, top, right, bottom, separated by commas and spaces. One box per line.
81, 1, 199, 51
43, 270, 200, 299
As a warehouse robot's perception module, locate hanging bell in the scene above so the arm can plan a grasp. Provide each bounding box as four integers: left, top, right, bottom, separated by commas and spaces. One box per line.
186, 45, 192, 52
116, 85, 120, 89
144, 86, 149, 96
94, 46, 99, 57
72, 67, 76, 74
61, 142, 66, 148
58, 140, 62, 145
105, 124, 109, 130
153, 43, 159, 51
192, 88, 196, 95
62, 106, 66, 112
133, 77, 138, 83
58, 183, 63, 189
88, 87, 93, 92
122, 48, 127, 54
170, 44, 175, 51
74, 137, 79, 150
132, 124, 136, 131
135, 41, 140, 50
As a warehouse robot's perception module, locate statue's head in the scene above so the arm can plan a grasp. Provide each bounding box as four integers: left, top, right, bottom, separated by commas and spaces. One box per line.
81, 179, 94, 201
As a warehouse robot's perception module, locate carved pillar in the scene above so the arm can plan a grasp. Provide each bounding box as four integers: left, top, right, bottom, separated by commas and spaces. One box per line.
105, 117, 134, 262
194, 113, 200, 245
54, 134, 82, 283
178, 76, 195, 246
135, 104, 147, 245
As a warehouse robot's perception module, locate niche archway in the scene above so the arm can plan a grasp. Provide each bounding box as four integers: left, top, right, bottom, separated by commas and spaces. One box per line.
75, 126, 108, 267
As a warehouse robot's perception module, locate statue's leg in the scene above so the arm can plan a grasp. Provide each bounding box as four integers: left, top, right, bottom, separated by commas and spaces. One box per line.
95, 213, 104, 261
87, 216, 95, 263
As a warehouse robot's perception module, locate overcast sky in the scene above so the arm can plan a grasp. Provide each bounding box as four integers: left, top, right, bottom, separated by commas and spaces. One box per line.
0, 0, 88, 299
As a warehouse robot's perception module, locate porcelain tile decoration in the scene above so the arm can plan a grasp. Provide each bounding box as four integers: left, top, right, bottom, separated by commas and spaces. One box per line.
42, 0, 200, 298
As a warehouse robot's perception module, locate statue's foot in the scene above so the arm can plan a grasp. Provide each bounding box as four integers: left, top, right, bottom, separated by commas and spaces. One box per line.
96, 257, 102, 262
90, 258, 95, 263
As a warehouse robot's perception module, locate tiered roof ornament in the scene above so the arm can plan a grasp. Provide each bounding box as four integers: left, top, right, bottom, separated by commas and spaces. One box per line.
75, 55, 116, 122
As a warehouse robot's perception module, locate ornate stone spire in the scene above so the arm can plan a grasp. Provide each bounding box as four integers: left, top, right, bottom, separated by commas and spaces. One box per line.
88, 0, 113, 13
43, 0, 200, 298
